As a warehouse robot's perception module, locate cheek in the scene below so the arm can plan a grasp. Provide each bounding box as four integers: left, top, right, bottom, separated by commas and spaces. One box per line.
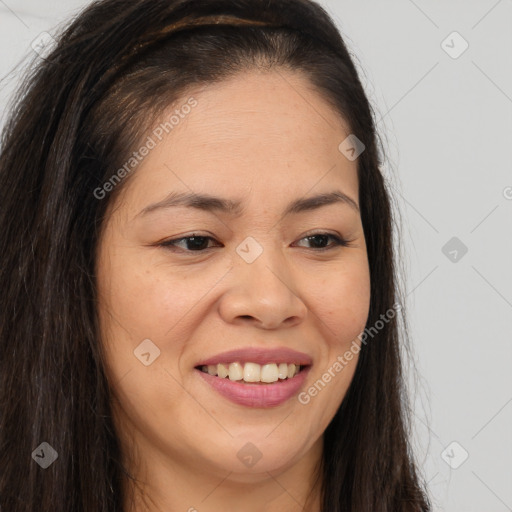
311, 260, 371, 346
99, 255, 205, 334
96, 262, 203, 425
298, 263, 370, 430
96, 253, 229, 379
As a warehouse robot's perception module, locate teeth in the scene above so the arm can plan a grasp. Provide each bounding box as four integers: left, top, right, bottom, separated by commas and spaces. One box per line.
217, 363, 229, 378
243, 362, 260, 382
261, 363, 279, 383
277, 362, 288, 380
228, 362, 243, 381
200, 362, 303, 383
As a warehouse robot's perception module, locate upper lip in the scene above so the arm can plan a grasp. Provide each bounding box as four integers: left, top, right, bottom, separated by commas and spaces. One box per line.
194, 347, 313, 367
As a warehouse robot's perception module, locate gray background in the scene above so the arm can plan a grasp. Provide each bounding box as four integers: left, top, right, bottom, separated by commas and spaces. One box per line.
1, 1, 511, 510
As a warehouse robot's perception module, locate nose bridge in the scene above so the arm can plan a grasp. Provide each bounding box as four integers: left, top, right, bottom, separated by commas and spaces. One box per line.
236, 233, 291, 287
220, 235, 306, 328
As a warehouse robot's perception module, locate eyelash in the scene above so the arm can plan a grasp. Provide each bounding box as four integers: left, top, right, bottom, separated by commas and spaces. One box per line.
158, 232, 355, 254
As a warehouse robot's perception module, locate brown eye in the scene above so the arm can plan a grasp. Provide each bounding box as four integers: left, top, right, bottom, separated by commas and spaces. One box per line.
160, 235, 220, 252
294, 233, 354, 251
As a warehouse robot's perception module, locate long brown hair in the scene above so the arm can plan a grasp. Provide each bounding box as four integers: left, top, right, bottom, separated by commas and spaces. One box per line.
0, 0, 431, 510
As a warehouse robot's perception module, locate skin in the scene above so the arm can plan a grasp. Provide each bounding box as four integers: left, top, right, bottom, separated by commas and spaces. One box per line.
96, 68, 371, 512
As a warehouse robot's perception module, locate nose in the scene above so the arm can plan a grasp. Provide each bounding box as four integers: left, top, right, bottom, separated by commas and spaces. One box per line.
218, 248, 307, 329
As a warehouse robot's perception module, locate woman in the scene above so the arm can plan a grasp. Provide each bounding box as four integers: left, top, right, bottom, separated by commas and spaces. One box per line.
0, 0, 431, 510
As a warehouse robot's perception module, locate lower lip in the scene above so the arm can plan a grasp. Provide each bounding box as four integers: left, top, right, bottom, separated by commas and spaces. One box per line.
195, 366, 311, 408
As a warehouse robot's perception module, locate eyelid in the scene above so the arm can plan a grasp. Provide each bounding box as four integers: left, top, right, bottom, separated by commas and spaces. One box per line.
157, 231, 355, 253
158, 232, 220, 251
293, 233, 356, 251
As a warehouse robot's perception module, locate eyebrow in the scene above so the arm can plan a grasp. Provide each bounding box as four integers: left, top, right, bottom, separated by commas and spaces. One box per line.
136, 190, 360, 218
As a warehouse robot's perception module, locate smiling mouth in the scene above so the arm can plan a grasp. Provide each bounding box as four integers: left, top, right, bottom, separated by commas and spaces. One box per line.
195, 362, 307, 384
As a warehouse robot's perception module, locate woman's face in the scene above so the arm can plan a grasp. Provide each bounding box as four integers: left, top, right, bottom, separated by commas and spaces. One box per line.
96, 69, 371, 484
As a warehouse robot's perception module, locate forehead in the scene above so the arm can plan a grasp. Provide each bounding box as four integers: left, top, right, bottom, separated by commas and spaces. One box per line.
175, 69, 352, 161
114, 68, 359, 215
